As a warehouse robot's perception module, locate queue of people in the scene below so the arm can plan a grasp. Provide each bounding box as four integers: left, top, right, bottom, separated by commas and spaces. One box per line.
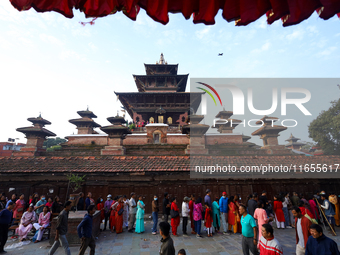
2, 189, 340, 255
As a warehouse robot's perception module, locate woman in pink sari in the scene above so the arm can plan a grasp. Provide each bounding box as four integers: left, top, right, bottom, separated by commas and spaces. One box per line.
254, 201, 273, 248
17, 204, 36, 241
33, 206, 51, 242
13, 194, 25, 220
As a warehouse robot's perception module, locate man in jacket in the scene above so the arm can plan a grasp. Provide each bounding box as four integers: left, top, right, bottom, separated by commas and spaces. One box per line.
48, 201, 72, 255
77, 205, 96, 255
305, 224, 340, 255
259, 223, 283, 255
0, 202, 15, 254
219, 192, 228, 234
159, 221, 175, 255
292, 206, 311, 255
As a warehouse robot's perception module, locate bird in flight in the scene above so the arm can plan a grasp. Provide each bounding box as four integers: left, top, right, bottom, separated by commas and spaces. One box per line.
218, 53, 223, 56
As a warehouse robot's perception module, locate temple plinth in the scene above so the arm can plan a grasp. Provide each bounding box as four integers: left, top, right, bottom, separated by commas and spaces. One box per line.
13, 115, 56, 156
69, 109, 101, 134
100, 115, 131, 155
251, 116, 290, 154
213, 111, 242, 133
182, 115, 209, 155
285, 133, 306, 150
115, 53, 203, 129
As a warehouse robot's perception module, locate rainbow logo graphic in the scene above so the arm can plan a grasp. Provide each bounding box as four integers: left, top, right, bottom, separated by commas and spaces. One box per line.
196, 82, 223, 106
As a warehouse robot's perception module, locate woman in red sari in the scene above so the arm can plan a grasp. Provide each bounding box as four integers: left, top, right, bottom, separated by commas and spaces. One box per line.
170, 197, 180, 236
204, 203, 213, 237
115, 196, 124, 234
227, 196, 238, 233
96, 197, 105, 222
273, 195, 285, 229
109, 197, 117, 232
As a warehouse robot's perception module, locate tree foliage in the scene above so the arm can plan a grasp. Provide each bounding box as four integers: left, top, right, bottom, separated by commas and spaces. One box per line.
308, 99, 340, 155
66, 173, 86, 192
43, 137, 67, 148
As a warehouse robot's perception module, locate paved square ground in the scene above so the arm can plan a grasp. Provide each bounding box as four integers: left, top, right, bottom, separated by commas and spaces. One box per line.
4, 221, 340, 255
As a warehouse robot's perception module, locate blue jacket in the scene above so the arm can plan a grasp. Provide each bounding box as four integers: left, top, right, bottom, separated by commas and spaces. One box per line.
77, 213, 93, 238
305, 234, 340, 255
0, 209, 13, 225
219, 197, 228, 213
324, 199, 335, 217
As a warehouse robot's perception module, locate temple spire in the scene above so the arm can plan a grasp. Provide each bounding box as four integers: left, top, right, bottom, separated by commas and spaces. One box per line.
156, 53, 167, 65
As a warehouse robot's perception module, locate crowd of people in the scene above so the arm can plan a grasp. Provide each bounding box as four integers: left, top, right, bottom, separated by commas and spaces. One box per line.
1, 189, 340, 254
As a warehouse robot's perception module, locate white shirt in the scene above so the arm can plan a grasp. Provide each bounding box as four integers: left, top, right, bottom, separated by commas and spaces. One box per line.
297, 218, 304, 248
181, 202, 190, 217
282, 197, 289, 207
129, 198, 137, 214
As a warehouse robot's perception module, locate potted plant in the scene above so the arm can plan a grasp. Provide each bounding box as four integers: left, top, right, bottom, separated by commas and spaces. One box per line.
129, 123, 136, 131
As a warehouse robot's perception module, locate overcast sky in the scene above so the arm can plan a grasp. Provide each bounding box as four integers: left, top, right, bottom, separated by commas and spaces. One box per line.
1, 1, 339, 146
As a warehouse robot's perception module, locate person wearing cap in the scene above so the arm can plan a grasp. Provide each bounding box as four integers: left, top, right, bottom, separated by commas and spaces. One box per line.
219, 192, 228, 234
0, 202, 15, 254
103, 195, 113, 231
181, 197, 190, 236
128, 192, 137, 232
17, 203, 36, 241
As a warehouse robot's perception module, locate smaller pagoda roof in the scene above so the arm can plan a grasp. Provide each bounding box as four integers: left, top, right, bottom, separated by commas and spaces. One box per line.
77, 110, 97, 118
251, 125, 287, 136
255, 116, 279, 125
16, 126, 56, 137
285, 133, 302, 142
27, 117, 51, 126
69, 118, 101, 128
215, 111, 233, 119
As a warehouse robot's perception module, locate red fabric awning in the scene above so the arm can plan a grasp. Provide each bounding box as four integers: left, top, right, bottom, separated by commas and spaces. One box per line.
9, 0, 340, 26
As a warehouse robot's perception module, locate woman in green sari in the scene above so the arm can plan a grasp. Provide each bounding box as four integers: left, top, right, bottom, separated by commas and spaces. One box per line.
135, 195, 145, 233
212, 197, 221, 233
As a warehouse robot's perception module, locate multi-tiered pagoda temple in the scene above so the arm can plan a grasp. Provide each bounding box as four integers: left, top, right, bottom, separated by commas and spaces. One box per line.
115, 54, 202, 127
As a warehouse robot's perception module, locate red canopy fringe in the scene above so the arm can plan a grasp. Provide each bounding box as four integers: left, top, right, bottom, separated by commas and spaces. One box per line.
9, 0, 340, 26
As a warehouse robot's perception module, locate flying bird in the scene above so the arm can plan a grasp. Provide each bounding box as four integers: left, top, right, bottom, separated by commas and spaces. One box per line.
218, 53, 223, 56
